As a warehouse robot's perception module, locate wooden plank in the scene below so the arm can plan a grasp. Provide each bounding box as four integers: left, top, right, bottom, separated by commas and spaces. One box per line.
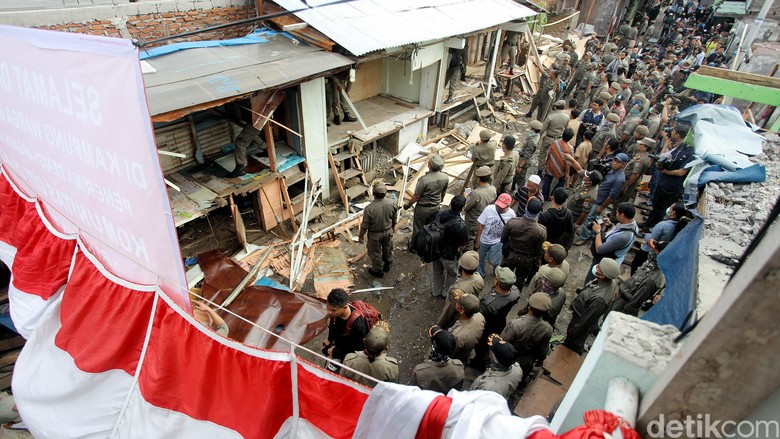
229, 195, 248, 251
514, 375, 567, 418
697, 65, 780, 89
0, 350, 20, 369
542, 345, 584, 390
259, 180, 283, 231
328, 152, 349, 209
279, 178, 299, 233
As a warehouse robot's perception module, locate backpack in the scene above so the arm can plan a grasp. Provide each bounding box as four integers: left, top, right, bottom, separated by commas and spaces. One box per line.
345, 300, 382, 335
411, 214, 461, 263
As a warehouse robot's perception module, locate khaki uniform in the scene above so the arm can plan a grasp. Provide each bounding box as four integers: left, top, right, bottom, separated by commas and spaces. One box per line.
539, 110, 570, 164
412, 171, 449, 241
472, 140, 497, 168
528, 72, 556, 120
362, 197, 398, 272
567, 177, 599, 223
501, 217, 547, 286
564, 279, 619, 354
410, 359, 465, 393
492, 153, 516, 195
501, 314, 553, 375
471, 140, 497, 187
464, 185, 497, 247
591, 125, 617, 156
517, 133, 540, 180
470, 364, 524, 398
449, 313, 486, 363
341, 351, 399, 388
437, 274, 485, 329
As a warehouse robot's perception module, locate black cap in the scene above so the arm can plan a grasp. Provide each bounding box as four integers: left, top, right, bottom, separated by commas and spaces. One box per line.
429, 326, 456, 356
527, 197, 543, 214
492, 341, 517, 367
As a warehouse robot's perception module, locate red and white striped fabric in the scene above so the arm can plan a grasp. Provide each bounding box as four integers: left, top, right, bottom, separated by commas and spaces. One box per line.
0, 171, 371, 438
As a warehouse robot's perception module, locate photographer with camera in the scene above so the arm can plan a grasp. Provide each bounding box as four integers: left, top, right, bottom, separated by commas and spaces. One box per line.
572, 153, 630, 245
584, 202, 638, 284
643, 123, 695, 229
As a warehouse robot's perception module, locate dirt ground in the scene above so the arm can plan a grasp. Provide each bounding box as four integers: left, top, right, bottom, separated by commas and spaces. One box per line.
179, 101, 603, 399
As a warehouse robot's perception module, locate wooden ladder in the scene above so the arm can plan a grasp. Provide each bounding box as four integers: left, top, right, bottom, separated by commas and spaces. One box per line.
328, 143, 370, 211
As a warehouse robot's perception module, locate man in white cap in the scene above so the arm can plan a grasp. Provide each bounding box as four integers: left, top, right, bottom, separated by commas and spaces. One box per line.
474, 193, 516, 277
511, 174, 543, 217
564, 258, 620, 355
463, 166, 497, 249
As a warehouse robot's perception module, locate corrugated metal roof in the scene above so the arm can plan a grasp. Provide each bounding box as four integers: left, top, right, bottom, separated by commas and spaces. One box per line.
143, 32, 352, 116
271, 0, 538, 56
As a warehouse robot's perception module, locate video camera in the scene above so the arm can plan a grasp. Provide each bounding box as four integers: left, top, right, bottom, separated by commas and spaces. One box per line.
589, 156, 613, 176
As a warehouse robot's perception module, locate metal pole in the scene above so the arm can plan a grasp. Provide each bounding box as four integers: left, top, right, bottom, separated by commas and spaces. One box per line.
741, 0, 775, 64
605, 377, 640, 435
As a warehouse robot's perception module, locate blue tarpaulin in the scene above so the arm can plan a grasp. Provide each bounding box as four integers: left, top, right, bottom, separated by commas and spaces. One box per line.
255, 276, 290, 292
697, 163, 767, 187
139, 29, 289, 60
642, 216, 704, 329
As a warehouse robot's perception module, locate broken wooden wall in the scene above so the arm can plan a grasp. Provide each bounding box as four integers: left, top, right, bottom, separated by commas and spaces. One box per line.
155, 114, 241, 173
349, 58, 384, 103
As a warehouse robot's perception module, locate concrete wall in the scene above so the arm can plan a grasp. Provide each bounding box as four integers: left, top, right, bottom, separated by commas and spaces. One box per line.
0, 0, 256, 46
550, 312, 679, 433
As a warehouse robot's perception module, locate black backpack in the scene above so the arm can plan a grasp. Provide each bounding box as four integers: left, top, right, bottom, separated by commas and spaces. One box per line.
412, 214, 461, 263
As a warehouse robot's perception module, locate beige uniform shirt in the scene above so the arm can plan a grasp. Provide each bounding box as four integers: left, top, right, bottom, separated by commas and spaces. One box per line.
341, 351, 399, 388
410, 359, 465, 394
470, 364, 524, 398
541, 111, 570, 140
436, 274, 486, 329
464, 185, 497, 228
500, 314, 553, 374
449, 313, 486, 363
472, 140, 497, 168
414, 171, 449, 207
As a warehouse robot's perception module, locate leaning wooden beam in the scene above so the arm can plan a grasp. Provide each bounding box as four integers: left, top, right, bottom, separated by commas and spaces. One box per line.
221, 246, 274, 308
158, 150, 186, 158
340, 89, 369, 132
684, 66, 780, 106
241, 105, 303, 138
310, 211, 363, 241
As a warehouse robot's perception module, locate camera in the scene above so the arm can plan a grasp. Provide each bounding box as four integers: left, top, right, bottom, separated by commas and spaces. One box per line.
662, 125, 675, 135
586, 217, 604, 229
589, 156, 612, 175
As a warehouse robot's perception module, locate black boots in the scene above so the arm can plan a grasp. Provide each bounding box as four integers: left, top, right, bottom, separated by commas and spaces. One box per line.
228, 165, 246, 177
333, 114, 341, 125
343, 113, 357, 122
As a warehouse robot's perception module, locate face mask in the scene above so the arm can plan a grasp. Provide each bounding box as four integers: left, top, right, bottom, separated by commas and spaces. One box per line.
591, 265, 599, 277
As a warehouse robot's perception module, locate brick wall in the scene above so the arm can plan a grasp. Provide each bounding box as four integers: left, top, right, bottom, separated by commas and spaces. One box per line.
34, 5, 257, 46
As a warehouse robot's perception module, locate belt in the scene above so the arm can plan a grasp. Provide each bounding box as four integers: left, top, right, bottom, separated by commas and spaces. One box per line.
509, 249, 536, 257
544, 135, 562, 140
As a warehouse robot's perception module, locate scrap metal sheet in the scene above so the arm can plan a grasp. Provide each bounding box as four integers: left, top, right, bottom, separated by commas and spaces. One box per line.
197, 250, 328, 350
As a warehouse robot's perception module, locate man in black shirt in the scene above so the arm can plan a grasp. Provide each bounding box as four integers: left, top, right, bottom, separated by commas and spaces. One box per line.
432, 196, 469, 297
323, 288, 368, 372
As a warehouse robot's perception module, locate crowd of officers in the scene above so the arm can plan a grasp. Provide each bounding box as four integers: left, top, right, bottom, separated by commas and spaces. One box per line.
322, 0, 712, 403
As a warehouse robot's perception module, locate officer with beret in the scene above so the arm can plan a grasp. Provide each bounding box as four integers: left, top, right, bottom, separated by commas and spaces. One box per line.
341, 324, 399, 388
409, 326, 464, 393
472, 266, 522, 370
404, 154, 449, 245
471, 336, 524, 398
449, 292, 486, 364
359, 181, 398, 277
463, 166, 497, 249
564, 258, 621, 354
501, 292, 554, 376
493, 136, 519, 196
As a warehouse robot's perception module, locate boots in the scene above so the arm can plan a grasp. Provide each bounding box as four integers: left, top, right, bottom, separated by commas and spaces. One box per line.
333, 114, 341, 125
342, 112, 357, 122
228, 165, 246, 178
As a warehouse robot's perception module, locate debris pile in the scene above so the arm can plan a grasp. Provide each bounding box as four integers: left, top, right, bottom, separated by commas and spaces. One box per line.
702, 133, 780, 248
